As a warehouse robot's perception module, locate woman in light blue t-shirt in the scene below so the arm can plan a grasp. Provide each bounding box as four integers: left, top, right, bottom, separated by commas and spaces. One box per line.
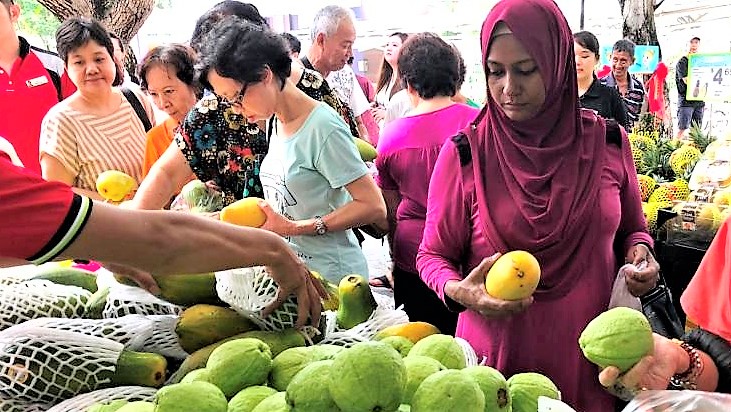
196, 17, 387, 283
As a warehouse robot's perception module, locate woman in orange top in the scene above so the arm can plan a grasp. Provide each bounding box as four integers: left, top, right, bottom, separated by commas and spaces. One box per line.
138, 44, 200, 176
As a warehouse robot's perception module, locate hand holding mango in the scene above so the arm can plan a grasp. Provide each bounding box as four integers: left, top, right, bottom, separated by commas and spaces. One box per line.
485, 250, 541, 300
95, 170, 138, 203
444, 253, 533, 318
219, 197, 267, 228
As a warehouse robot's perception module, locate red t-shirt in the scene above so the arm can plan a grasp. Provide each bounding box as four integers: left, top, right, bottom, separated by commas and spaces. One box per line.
0, 154, 93, 263
0, 37, 75, 174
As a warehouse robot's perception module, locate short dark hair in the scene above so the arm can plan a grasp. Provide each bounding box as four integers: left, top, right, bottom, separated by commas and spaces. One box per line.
573, 31, 600, 59
196, 17, 291, 92
398, 33, 459, 99
612, 39, 636, 57
138, 44, 200, 96
56, 17, 114, 65
281, 32, 301, 54
108, 32, 124, 54
190, 1, 267, 52
691, 36, 701, 42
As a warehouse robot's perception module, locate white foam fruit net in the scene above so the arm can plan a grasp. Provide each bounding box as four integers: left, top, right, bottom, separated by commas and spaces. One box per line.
0, 325, 124, 405
0, 397, 49, 412
9, 315, 187, 360
0, 265, 43, 287
0, 280, 91, 331
46, 386, 157, 412
102, 284, 183, 319
455, 336, 479, 367
216, 266, 303, 331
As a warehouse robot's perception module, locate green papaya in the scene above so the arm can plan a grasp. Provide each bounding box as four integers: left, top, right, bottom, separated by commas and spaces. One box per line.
175, 304, 256, 353
336, 274, 377, 329
30, 266, 98, 292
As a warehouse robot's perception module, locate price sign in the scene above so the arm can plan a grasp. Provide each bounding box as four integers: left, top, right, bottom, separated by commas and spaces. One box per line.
687, 53, 731, 103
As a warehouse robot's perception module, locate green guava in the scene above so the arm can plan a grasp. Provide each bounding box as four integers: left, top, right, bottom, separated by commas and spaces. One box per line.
410, 369, 485, 412
329, 341, 406, 412
180, 368, 211, 383
285, 360, 340, 411
462, 365, 511, 411
407, 334, 466, 369
578, 307, 653, 372
380, 336, 414, 357
402, 355, 445, 404
251, 392, 291, 412
228, 385, 278, 412
507, 372, 560, 412
154, 381, 228, 412
205, 338, 273, 398
86, 400, 129, 412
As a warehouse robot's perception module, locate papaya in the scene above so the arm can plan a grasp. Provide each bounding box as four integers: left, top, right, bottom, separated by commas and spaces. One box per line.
220, 198, 267, 228
336, 274, 377, 329
112, 272, 221, 307
175, 304, 256, 353
167, 329, 305, 384
108, 350, 167, 388
29, 266, 98, 292
310, 271, 339, 311
84, 286, 111, 319
354, 138, 377, 162
374, 321, 441, 343
578, 307, 653, 372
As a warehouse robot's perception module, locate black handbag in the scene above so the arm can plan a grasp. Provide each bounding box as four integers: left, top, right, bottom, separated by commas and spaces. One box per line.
640, 272, 685, 339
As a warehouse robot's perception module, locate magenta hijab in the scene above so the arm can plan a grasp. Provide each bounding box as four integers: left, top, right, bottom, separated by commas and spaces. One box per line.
466, 0, 607, 299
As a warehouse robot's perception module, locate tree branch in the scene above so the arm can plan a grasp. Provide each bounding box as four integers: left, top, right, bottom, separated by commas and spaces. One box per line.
654, 0, 666, 11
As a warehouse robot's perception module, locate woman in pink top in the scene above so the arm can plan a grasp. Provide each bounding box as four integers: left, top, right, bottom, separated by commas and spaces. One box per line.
376, 33, 478, 335
416, 1, 659, 411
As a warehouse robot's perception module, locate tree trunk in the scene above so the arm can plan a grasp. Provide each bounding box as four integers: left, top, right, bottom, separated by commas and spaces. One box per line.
37, 0, 155, 79
620, 0, 672, 135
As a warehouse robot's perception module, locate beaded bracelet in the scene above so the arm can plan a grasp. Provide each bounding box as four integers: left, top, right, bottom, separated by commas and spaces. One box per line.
670, 339, 704, 390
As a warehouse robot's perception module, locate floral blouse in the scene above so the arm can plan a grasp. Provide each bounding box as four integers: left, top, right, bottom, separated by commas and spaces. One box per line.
175, 68, 360, 206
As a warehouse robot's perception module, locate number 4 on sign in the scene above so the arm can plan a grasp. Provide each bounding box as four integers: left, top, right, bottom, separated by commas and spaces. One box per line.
714, 68, 723, 84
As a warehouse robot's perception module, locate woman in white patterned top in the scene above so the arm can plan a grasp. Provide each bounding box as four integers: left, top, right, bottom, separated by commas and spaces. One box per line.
40, 17, 154, 200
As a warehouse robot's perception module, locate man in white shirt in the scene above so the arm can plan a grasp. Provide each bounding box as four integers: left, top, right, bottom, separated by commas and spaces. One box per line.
302, 5, 371, 143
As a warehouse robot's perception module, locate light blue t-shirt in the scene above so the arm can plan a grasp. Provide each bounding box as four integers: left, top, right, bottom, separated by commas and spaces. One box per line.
260, 103, 370, 284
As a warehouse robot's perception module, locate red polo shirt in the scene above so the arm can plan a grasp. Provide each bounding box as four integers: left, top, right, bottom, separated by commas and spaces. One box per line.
0, 37, 75, 174
0, 154, 93, 264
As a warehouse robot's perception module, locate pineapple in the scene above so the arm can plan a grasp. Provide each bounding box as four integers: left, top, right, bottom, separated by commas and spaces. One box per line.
669, 145, 701, 177
687, 122, 717, 154
638, 139, 675, 183
637, 174, 657, 202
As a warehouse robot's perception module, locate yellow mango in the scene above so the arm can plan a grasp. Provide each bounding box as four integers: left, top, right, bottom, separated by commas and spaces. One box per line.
96, 170, 138, 202
374, 322, 441, 344
220, 197, 267, 228
485, 251, 541, 301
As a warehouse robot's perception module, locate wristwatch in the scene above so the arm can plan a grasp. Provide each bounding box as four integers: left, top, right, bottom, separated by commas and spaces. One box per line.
314, 216, 328, 236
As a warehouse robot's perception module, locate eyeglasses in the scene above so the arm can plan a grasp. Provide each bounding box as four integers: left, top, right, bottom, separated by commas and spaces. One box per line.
221, 83, 248, 107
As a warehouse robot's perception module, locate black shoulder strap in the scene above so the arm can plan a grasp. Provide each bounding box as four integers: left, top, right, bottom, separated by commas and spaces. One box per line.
451, 132, 472, 167
605, 118, 622, 147
120, 87, 152, 132
300, 56, 315, 71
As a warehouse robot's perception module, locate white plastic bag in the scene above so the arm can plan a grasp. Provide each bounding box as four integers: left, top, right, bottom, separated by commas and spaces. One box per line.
622, 390, 731, 412
608, 263, 644, 311
538, 396, 575, 411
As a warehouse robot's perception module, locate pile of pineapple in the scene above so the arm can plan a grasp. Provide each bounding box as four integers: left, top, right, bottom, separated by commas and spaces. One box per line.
630, 120, 713, 235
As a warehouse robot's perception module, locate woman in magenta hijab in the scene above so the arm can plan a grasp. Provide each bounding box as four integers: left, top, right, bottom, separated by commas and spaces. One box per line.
416, 0, 659, 410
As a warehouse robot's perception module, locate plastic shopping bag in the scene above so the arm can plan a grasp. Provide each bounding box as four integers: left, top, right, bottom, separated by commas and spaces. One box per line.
622, 390, 731, 412
608, 263, 644, 311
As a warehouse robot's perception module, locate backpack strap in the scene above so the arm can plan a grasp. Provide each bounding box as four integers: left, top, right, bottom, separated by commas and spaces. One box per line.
451, 132, 472, 167
121, 87, 152, 132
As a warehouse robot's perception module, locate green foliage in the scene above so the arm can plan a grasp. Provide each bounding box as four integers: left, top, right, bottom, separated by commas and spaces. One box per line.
16, 0, 60, 50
